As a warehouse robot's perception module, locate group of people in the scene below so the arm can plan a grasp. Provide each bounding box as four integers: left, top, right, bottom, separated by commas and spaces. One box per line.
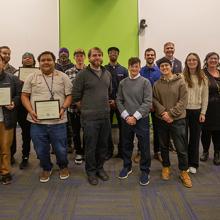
0, 42, 219, 188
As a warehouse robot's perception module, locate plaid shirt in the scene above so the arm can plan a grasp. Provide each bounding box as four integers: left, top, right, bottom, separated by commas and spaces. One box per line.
65, 65, 86, 113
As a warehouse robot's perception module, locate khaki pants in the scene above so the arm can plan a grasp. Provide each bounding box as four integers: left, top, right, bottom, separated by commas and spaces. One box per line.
0, 122, 13, 175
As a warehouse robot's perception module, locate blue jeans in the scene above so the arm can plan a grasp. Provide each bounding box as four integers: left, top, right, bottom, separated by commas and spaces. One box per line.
31, 123, 68, 171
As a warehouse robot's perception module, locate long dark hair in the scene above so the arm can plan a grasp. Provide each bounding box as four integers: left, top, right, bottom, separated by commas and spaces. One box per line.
183, 53, 206, 88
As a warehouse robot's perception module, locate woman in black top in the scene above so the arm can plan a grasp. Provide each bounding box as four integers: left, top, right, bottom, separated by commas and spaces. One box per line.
200, 52, 220, 165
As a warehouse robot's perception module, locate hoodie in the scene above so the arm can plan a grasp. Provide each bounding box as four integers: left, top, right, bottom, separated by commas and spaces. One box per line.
153, 74, 187, 120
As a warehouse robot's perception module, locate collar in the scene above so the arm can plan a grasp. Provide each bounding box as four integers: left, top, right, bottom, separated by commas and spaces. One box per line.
129, 73, 140, 79
108, 63, 120, 68
40, 70, 59, 77
87, 64, 105, 74
145, 64, 158, 71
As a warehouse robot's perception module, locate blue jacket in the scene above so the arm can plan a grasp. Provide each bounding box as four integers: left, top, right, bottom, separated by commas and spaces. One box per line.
140, 65, 161, 86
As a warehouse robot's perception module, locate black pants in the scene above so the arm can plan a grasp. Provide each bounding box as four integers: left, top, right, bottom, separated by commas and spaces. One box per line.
68, 112, 84, 155
151, 112, 160, 153
11, 108, 31, 159
201, 128, 220, 153
186, 109, 201, 168
122, 117, 151, 173
108, 108, 122, 155
158, 118, 188, 171
82, 119, 110, 176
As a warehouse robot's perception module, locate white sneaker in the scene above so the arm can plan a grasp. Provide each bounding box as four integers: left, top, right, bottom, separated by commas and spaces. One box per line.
189, 167, 197, 174
74, 154, 83, 165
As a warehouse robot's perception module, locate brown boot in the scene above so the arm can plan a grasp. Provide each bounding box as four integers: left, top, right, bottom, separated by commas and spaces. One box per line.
133, 152, 141, 163
161, 167, 171, 180
40, 170, 52, 183
59, 168, 70, 180
180, 170, 192, 188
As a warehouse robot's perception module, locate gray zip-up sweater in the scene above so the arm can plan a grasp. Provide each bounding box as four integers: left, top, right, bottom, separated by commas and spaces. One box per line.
116, 76, 152, 119
72, 65, 112, 121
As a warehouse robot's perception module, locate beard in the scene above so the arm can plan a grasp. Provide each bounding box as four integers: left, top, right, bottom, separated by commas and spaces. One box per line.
146, 59, 154, 65
110, 57, 117, 63
90, 59, 103, 68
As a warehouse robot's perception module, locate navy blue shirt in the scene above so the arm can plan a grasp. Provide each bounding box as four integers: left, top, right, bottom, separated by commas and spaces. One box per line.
105, 63, 128, 99
140, 64, 161, 86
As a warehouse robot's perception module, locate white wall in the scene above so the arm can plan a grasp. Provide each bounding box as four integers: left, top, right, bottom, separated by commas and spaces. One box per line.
138, 0, 220, 66
0, 0, 59, 68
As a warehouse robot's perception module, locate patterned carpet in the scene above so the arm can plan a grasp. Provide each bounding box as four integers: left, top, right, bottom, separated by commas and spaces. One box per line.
0, 128, 219, 220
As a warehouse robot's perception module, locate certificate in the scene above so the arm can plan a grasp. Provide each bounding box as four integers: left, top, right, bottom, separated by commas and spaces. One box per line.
0, 87, 11, 106
19, 67, 41, 81
35, 100, 60, 120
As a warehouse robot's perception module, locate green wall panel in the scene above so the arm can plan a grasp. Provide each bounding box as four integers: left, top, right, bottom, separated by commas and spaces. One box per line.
60, 0, 138, 66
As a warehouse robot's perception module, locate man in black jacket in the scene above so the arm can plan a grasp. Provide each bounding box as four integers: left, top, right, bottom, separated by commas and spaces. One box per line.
0, 55, 21, 184
105, 47, 128, 159
16, 52, 36, 169
72, 47, 112, 185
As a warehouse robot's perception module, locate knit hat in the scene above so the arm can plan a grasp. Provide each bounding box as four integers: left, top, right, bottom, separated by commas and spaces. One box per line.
22, 52, 35, 60
157, 57, 172, 67
59, 47, 69, 56
22, 52, 36, 66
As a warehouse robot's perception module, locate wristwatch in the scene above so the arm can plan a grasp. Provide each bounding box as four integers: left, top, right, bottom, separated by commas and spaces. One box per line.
61, 106, 67, 111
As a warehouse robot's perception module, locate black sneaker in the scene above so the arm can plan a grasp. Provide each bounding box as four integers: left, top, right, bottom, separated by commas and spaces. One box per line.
213, 152, 220, 165
19, 158, 29, 170
200, 152, 209, 162
74, 154, 83, 165
118, 168, 132, 179
139, 171, 150, 186
2, 174, 12, 185
97, 170, 109, 181
88, 175, 98, 185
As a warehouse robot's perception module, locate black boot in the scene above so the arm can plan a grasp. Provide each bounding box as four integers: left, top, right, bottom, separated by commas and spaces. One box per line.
213, 152, 220, 165
200, 152, 209, 162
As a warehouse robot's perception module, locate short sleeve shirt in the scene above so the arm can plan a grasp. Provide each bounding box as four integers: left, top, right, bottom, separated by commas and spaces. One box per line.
22, 69, 72, 124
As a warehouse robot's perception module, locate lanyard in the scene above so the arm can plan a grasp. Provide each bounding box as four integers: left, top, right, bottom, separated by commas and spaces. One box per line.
42, 73, 54, 100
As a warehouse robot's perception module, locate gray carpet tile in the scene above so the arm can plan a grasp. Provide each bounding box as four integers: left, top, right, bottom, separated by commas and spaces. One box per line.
0, 128, 219, 220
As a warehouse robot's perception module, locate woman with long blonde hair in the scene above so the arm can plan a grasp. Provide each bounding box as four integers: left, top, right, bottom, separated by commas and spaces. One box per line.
183, 53, 208, 174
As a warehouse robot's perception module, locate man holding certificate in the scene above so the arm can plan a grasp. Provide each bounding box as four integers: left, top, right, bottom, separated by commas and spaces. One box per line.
21, 51, 73, 183
0, 55, 21, 185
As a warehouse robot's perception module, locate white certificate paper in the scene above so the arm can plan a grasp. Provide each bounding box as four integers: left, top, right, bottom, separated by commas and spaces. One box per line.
0, 87, 11, 106
35, 100, 60, 120
19, 67, 41, 82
